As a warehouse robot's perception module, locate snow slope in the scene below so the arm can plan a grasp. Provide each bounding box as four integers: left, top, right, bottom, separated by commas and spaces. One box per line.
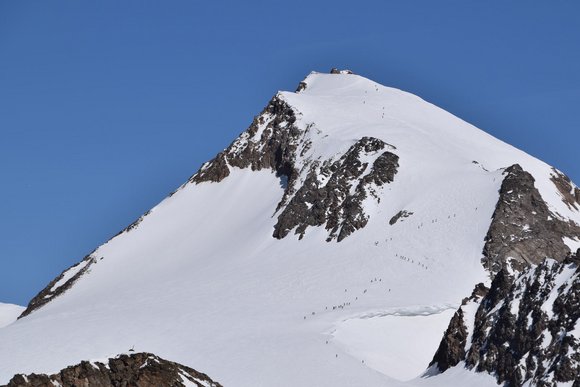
0, 303, 24, 328
0, 72, 578, 386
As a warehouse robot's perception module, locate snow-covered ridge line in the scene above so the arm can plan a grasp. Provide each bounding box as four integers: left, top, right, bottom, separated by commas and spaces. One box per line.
18, 254, 97, 318
187, 89, 401, 242
3, 70, 580, 387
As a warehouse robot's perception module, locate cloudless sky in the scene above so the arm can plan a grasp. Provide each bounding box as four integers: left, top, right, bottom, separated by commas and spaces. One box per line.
1, 1, 579, 305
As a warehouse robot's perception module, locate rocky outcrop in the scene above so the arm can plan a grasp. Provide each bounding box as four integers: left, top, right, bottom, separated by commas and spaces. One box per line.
187, 91, 399, 242
273, 137, 399, 241
120, 210, 152, 235
483, 164, 580, 273
19, 254, 97, 319
430, 308, 468, 371
295, 81, 307, 93
551, 168, 580, 211
430, 284, 489, 371
4, 352, 222, 387
330, 68, 354, 75
190, 95, 301, 185
389, 210, 413, 226
431, 250, 580, 386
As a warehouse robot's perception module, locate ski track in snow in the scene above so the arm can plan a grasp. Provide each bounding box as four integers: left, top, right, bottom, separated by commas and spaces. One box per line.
1, 72, 579, 387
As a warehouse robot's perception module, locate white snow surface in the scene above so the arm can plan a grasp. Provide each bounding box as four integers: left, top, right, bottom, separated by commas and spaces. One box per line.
0, 72, 578, 386
0, 303, 24, 329
49, 259, 91, 292
331, 305, 457, 381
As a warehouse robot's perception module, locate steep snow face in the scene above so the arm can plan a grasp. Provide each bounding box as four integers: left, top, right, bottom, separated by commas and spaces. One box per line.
0, 303, 24, 328
0, 72, 578, 387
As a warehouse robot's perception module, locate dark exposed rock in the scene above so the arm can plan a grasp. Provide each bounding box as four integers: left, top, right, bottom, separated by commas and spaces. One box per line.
565, 249, 580, 266
19, 254, 97, 319
472, 160, 490, 172
189, 94, 301, 185
4, 352, 222, 387
483, 164, 580, 273
187, 92, 399, 242
272, 137, 399, 241
389, 210, 413, 226
295, 81, 307, 93
120, 210, 152, 235
432, 283, 489, 373
550, 168, 580, 211
430, 308, 469, 371
329, 68, 354, 74
432, 251, 580, 386
461, 283, 489, 305
470, 283, 489, 300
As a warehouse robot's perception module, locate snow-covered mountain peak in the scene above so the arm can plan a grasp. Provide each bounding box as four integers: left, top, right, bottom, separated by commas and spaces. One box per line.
1, 70, 579, 387
285, 72, 533, 175
189, 70, 579, 248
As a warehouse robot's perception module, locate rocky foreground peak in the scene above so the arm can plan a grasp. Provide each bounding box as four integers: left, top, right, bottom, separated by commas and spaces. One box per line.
4, 353, 221, 387
483, 164, 580, 273
431, 250, 580, 386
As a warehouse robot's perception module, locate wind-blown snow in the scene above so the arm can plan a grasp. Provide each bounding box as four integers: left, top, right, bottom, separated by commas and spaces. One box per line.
0, 72, 577, 386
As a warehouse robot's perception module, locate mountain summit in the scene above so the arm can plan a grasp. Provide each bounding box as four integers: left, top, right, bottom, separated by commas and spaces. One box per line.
1, 71, 579, 386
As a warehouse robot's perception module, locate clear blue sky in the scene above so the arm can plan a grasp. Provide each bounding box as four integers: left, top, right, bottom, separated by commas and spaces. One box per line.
1, 1, 579, 305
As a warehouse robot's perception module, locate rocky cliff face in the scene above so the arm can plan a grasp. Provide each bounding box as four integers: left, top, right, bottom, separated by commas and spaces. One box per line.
551, 168, 580, 212
19, 254, 97, 318
483, 164, 580, 273
431, 250, 580, 387
273, 136, 398, 241
4, 352, 221, 387
188, 88, 399, 242
190, 95, 301, 185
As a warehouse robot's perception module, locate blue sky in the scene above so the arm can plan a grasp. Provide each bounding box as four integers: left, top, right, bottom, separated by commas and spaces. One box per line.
1, 1, 579, 305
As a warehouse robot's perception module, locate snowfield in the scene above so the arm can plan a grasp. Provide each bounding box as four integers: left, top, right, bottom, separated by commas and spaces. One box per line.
0, 72, 578, 386
331, 305, 457, 381
0, 303, 24, 329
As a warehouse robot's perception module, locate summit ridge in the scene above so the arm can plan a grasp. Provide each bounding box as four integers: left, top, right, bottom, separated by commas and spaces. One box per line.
1, 70, 579, 387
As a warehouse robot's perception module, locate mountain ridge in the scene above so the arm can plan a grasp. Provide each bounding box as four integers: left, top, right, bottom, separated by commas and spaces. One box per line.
431, 250, 580, 386
1, 70, 579, 386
